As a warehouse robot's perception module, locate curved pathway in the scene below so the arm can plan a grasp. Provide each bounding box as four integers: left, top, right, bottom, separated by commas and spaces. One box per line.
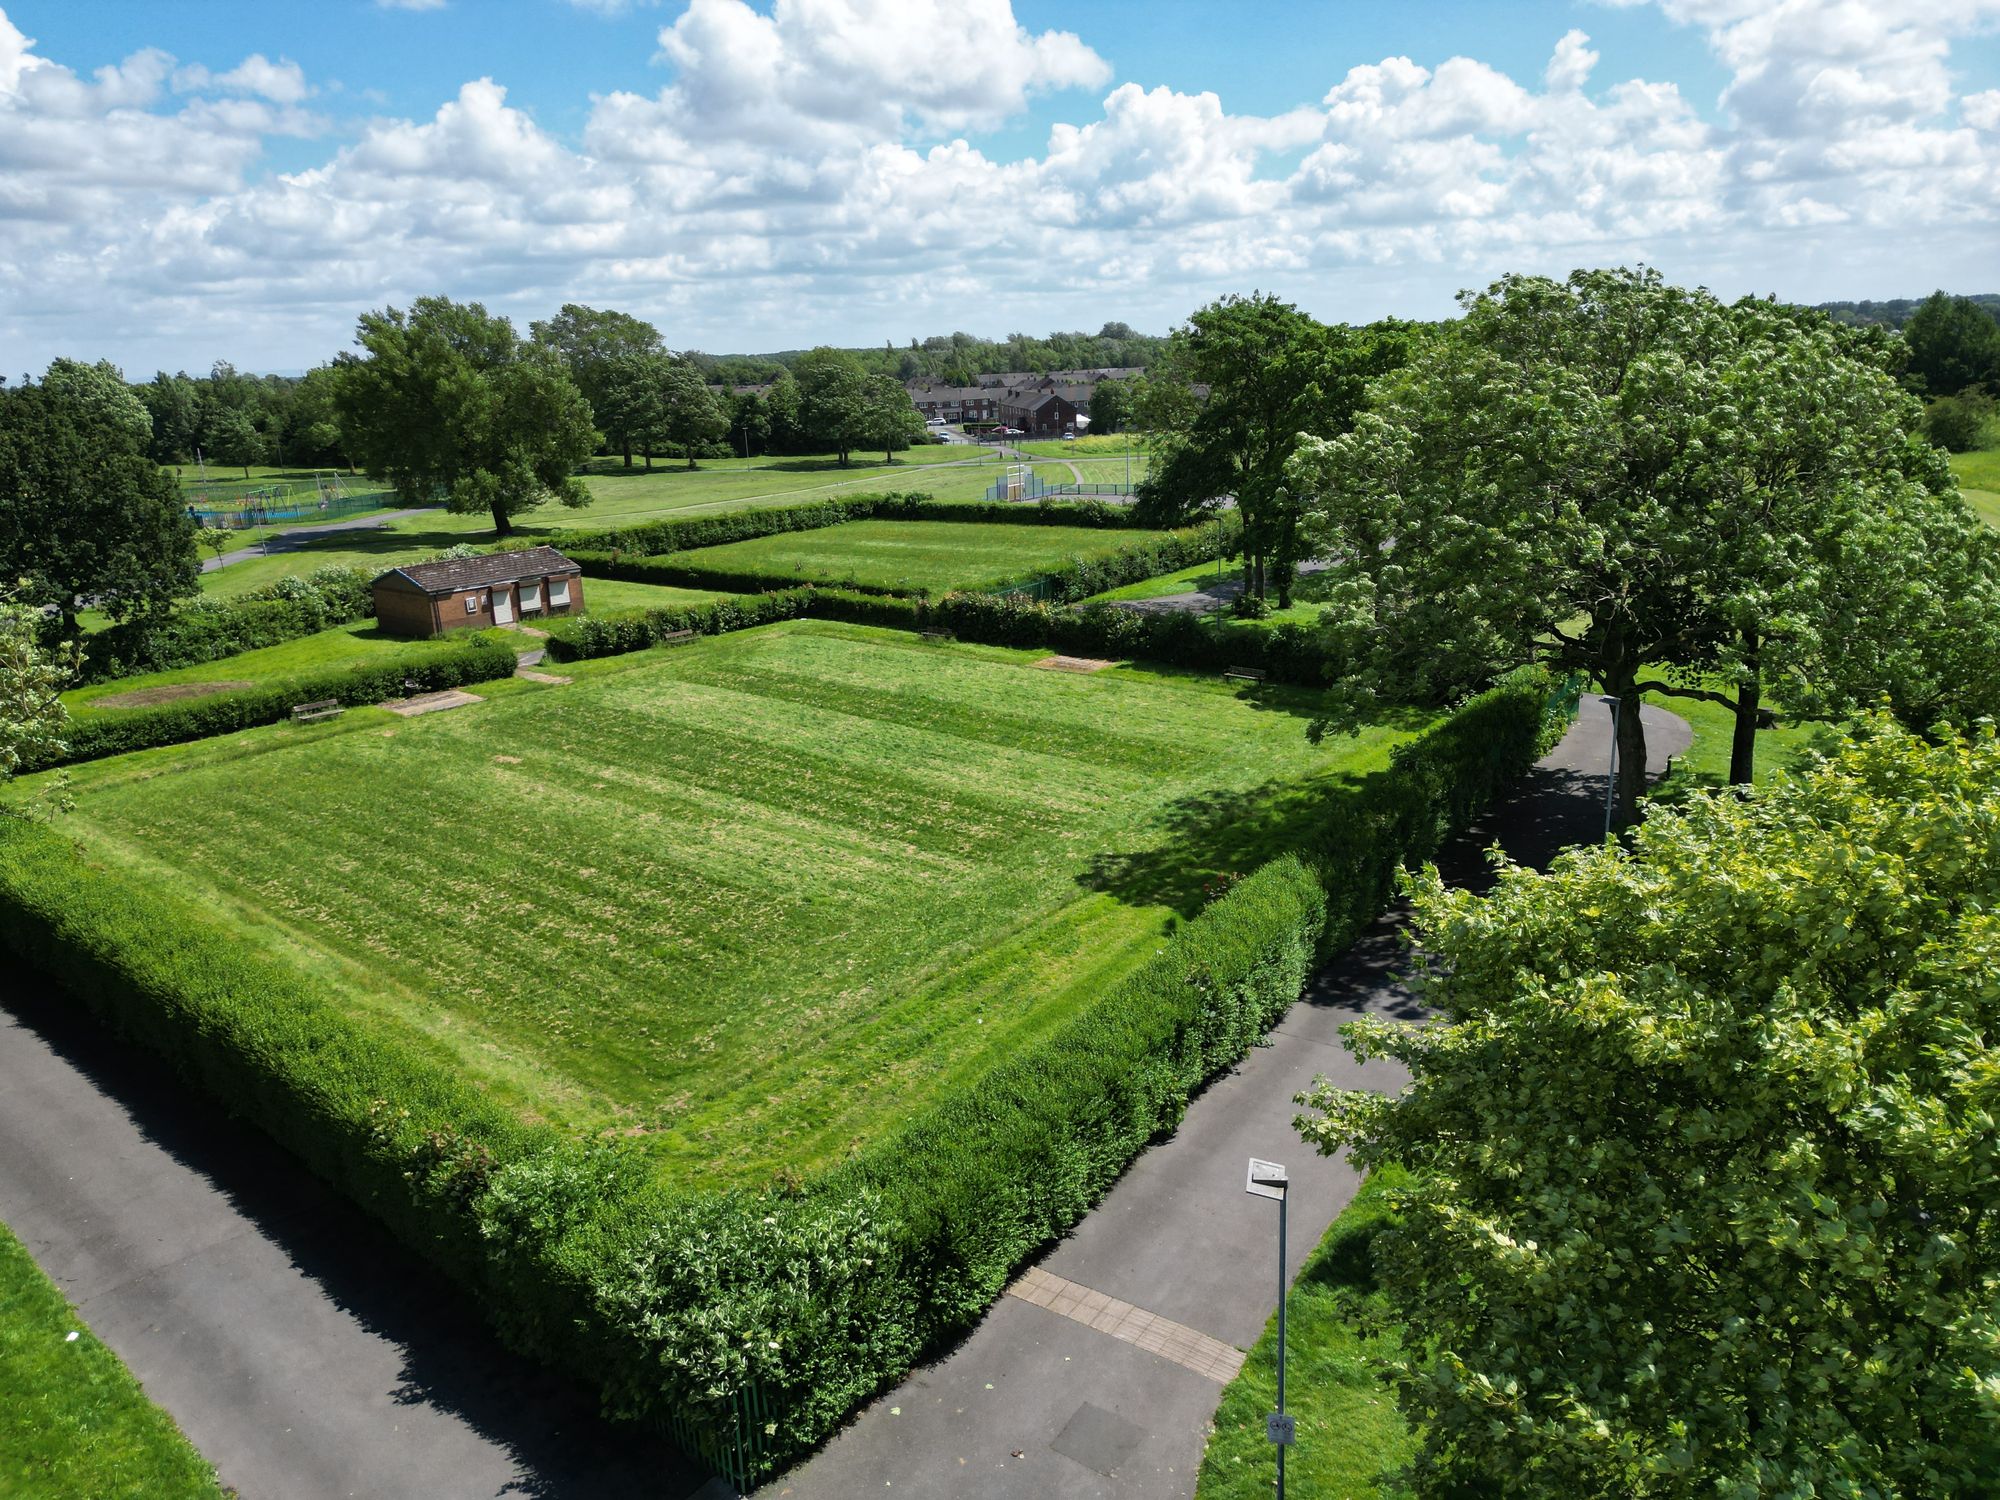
200, 508, 438, 572
767, 699, 1690, 1498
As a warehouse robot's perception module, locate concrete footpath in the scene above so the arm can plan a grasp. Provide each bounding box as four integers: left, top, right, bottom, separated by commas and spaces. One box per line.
0, 999, 718, 1499
767, 699, 1690, 1498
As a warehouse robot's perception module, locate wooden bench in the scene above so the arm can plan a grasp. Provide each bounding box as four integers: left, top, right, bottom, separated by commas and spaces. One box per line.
659, 628, 696, 646
1223, 665, 1267, 684
920, 629, 955, 644
290, 698, 344, 724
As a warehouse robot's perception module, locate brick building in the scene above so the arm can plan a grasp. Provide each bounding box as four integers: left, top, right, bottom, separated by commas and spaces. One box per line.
372, 546, 585, 638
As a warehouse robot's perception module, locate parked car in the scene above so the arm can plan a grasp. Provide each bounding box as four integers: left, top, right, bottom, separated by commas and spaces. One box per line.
1060, 432, 1077, 441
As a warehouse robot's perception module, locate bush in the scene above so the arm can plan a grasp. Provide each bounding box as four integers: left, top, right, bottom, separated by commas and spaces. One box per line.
1923, 388, 1995, 452
82, 566, 377, 684
0, 655, 1567, 1487
31, 635, 518, 770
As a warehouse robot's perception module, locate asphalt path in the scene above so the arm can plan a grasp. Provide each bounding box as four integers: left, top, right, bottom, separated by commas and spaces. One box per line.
0, 698, 1685, 1500
766, 698, 1690, 1498
199, 508, 438, 572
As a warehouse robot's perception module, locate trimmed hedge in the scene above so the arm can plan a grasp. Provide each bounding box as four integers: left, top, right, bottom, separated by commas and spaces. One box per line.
31, 636, 519, 771
0, 658, 1570, 1487
81, 567, 376, 685
546, 490, 1161, 559
566, 516, 1237, 603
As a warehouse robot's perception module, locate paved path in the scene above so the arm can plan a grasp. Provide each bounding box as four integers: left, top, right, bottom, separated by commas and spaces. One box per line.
767, 698, 1690, 1499
200, 507, 437, 572
0, 997, 720, 1500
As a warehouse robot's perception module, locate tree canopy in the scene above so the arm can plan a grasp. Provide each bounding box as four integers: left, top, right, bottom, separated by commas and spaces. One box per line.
1291, 268, 1967, 823
0, 371, 196, 637
530, 303, 667, 467
1137, 294, 1411, 607
334, 297, 596, 536
793, 347, 870, 465
0, 582, 78, 782
1296, 716, 2000, 1496
1900, 290, 2000, 397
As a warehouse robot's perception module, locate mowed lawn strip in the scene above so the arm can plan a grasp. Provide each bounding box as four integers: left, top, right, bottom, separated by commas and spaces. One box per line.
657, 518, 1173, 594
0, 1222, 221, 1500
54, 621, 1410, 1182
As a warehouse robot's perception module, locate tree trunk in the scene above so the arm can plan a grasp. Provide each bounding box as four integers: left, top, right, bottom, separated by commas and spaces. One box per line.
622, 442, 632, 469
643, 448, 653, 472
1254, 554, 1267, 601
1610, 679, 1649, 829
491, 504, 512, 537
685, 447, 697, 471
1729, 630, 1761, 787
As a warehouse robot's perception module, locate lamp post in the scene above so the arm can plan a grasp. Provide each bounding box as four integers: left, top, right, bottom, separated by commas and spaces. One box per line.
1600, 694, 1622, 837
1247, 1159, 1294, 1498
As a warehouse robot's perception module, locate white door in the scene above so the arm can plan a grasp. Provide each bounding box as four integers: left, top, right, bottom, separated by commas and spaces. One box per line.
491, 587, 514, 625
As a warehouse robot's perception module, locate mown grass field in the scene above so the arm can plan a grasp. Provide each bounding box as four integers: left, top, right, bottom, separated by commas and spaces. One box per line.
193, 451, 1014, 598
49, 621, 1413, 1182
63, 620, 516, 714
1948, 447, 1999, 528
568, 578, 735, 614
0, 1222, 220, 1500
663, 519, 1171, 594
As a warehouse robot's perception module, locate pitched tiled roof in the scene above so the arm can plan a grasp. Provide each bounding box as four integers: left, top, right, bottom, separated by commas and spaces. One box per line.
378, 545, 580, 596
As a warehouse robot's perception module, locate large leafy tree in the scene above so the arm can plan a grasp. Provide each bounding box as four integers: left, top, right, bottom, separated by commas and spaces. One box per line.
1137, 295, 1409, 607
138, 371, 202, 465
1293, 269, 1952, 823
1900, 289, 2000, 397
655, 363, 728, 469
0, 372, 197, 638
793, 347, 870, 465
860, 374, 924, 464
1296, 717, 2000, 1496
529, 303, 667, 467
334, 297, 596, 536
1085, 378, 1131, 435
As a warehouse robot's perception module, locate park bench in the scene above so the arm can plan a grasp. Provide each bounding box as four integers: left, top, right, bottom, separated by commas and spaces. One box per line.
920, 629, 955, 644
1223, 665, 1267, 684
660, 628, 696, 646
291, 698, 343, 724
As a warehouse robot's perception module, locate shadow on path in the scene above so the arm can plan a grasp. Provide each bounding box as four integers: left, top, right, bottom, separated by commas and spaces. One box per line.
0, 983, 715, 1500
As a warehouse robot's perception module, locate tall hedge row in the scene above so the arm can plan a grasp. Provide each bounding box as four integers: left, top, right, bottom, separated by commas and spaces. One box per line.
544, 490, 1160, 559
0, 655, 1568, 1487
30, 636, 519, 771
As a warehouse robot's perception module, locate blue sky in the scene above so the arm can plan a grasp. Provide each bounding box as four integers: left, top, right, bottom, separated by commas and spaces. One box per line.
4, 0, 1999, 374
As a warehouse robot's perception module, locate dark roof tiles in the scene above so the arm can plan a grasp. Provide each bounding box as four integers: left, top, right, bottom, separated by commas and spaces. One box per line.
379, 545, 580, 596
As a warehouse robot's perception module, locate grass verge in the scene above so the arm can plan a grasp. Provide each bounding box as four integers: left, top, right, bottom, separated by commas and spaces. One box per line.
1197, 1167, 1415, 1500
0, 1221, 221, 1500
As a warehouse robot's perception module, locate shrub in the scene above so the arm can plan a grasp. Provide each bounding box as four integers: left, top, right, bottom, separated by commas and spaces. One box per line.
31, 635, 518, 769
82, 566, 377, 684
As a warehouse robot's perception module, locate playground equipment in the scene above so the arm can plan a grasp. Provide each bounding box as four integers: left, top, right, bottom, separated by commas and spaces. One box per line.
186, 472, 383, 530
984, 464, 1133, 503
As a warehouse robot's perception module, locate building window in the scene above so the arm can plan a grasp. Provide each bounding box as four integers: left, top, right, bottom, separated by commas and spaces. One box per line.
464, 596, 479, 614
549, 580, 571, 607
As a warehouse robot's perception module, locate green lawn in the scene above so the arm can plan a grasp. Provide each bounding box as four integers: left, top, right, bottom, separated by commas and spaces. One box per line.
1641, 680, 1828, 805
570, 578, 737, 614
47, 621, 1411, 1183
663, 519, 1172, 595
1197, 1167, 1416, 1500
63, 620, 516, 714
1014, 435, 1147, 458
1947, 448, 1999, 528
0, 1222, 221, 1500
193, 454, 1013, 598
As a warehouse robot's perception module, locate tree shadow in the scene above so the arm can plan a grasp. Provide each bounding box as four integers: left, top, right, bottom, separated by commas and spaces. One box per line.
0, 978, 716, 1500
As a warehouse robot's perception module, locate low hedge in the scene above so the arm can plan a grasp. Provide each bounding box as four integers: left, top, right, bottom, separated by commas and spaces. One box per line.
0, 660, 1570, 1487
566, 517, 1237, 603
547, 490, 1161, 559
81, 567, 376, 684
31, 636, 519, 771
